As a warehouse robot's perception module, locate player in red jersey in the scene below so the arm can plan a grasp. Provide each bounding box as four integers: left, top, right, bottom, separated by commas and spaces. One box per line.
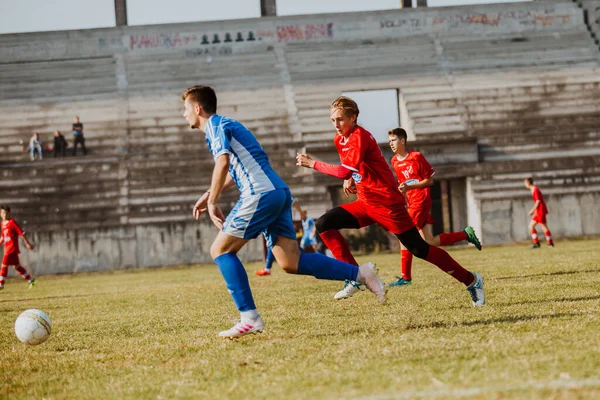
296, 96, 485, 306
524, 178, 554, 248
0, 206, 36, 290
388, 128, 482, 287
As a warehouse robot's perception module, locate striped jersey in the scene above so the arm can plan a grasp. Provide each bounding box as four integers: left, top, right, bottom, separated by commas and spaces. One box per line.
204, 114, 287, 196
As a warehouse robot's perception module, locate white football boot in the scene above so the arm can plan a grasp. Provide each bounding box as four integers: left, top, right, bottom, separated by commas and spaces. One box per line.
466, 272, 485, 307
219, 315, 264, 339
358, 262, 387, 304
334, 280, 365, 300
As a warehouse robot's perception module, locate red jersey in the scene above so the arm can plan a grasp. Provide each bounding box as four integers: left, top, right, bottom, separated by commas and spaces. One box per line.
531, 186, 548, 215
391, 151, 435, 210
335, 126, 403, 207
1, 219, 24, 255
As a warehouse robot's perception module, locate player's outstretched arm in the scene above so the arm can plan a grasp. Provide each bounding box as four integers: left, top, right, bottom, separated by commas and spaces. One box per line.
296, 153, 353, 180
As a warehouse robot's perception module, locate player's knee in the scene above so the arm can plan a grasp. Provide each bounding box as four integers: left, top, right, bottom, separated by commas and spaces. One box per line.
315, 215, 329, 233
397, 228, 430, 259
209, 242, 226, 260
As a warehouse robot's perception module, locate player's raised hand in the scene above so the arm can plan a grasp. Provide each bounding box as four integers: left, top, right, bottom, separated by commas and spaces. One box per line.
207, 203, 226, 229
192, 191, 210, 220
296, 153, 315, 169
343, 179, 356, 197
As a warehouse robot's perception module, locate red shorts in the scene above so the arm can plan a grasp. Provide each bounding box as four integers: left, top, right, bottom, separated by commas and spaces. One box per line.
340, 200, 415, 235
532, 212, 547, 224
408, 207, 435, 229
2, 252, 20, 266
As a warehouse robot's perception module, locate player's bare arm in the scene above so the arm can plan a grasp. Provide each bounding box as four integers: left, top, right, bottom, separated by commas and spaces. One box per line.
399, 177, 434, 193
22, 233, 34, 251
529, 200, 541, 216
206, 154, 229, 229
193, 173, 236, 220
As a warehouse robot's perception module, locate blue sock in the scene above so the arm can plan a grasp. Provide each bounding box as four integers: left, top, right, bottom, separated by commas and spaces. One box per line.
214, 253, 256, 312
265, 248, 275, 270
297, 251, 359, 281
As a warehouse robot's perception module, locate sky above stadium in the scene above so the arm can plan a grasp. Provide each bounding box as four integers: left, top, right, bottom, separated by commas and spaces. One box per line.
0, 0, 530, 34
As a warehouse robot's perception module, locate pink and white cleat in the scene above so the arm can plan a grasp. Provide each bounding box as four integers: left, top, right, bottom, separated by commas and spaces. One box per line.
219, 315, 264, 339
358, 262, 387, 304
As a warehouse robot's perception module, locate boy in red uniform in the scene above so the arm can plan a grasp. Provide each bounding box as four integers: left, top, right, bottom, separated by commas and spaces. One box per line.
524, 178, 553, 248
0, 206, 36, 290
296, 97, 485, 306
388, 127, 481, 287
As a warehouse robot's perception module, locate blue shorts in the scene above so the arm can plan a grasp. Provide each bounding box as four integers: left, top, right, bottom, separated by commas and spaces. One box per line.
223, 188, 296, 248
300, 236, 317, 247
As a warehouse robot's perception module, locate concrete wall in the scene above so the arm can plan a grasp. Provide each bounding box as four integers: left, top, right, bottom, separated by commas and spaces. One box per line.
2, 220, 263, 276
479, 192, 600, 244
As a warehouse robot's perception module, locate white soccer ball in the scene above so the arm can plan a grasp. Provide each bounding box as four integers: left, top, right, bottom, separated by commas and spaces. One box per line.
14, 309, 52, 345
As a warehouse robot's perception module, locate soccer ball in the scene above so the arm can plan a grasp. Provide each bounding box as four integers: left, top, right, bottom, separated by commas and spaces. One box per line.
14, 309, 52, 345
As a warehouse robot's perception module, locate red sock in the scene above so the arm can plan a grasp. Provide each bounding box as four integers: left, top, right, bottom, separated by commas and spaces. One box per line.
319, 229, 359, 266
439, 231, 468, 246
14, 265, 32, 281
531, 229, 540, 245
544, 230, 553, 246
425, 245, 474, 286
0, 265, 7, 286
401, 250, 413, 280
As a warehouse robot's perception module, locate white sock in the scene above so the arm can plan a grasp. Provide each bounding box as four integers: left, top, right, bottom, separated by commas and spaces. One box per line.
240, 309, 259, 321
355, 270, 364, 285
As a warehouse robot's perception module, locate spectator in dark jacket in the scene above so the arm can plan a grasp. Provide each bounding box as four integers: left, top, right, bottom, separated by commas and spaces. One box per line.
53, 130, 67, 157
72, 116, 87, 156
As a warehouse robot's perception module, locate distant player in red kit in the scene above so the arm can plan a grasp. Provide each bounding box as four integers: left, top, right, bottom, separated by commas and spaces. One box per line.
524, 178, 553, 248
388, 128, 481, 287
0, 205, 36, 290
296, 96, 485, 306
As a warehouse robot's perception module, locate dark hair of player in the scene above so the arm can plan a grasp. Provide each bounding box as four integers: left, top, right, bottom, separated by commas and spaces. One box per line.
181, 85, 218, 114
388, 127, 408, 141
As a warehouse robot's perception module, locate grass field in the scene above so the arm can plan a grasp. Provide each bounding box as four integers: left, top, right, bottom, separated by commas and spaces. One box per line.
1, 239, 600, 399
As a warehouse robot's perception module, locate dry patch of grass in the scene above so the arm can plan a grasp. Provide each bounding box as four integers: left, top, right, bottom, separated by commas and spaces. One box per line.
1, 239, 599, 399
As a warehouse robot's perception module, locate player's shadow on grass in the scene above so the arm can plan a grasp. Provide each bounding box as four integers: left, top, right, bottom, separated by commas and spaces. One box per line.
404, 312, 584, 331
498, 294, 600, 307
496, 268, 600, 280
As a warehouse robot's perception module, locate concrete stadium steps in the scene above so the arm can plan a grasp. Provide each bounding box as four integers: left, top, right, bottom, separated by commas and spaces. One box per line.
440, 31, 599, 70
403, 66, 600, 141
285, 36, 440, 82
0, 57, 118, 100
124, 46, 282, 92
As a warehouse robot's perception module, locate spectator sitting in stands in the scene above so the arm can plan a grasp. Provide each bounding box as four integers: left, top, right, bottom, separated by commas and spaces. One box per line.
53, 130, 68, 157
28, 133, 42, 161
72, 116, 87, 156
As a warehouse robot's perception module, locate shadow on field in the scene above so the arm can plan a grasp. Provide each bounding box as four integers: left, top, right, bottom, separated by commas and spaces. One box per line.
496, 268, 600, 280
0, 293, 103, 304
499, 294, 600, 307
404, 312, 584, 331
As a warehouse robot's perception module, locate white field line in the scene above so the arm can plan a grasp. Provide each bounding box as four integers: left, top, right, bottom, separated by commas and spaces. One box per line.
349, 378, 600, 400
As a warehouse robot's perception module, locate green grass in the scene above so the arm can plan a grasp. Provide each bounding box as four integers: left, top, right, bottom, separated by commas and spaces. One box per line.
1, 239, 600, 399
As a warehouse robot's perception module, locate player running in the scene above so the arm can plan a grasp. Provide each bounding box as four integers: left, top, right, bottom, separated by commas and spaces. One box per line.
0, 206, 36, 290
388, 127, 481, 287
182, 86, 387, 338
296, 96, 485, 306
524, 178, 554, 248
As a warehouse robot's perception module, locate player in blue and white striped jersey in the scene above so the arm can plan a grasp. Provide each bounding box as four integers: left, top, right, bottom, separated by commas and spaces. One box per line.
182, 85, 387, 338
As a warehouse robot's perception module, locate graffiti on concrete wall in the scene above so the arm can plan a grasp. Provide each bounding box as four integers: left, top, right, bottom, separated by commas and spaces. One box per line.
380, 7, 575, 33
276, 23, 334, 41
